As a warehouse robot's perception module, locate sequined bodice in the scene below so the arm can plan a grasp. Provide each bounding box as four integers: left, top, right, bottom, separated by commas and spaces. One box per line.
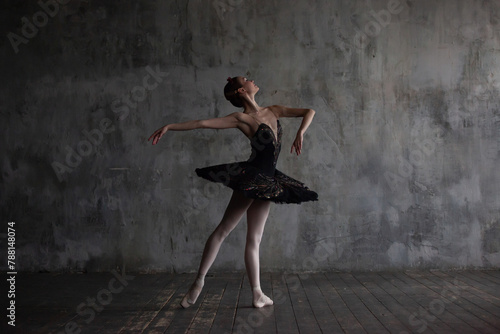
246, 120, 282, 176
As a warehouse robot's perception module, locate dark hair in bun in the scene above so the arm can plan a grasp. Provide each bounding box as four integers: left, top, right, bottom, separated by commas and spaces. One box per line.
224, 77, 243, 108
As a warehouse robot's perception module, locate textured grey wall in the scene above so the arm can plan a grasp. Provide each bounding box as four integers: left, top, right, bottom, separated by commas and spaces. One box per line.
1, 0, 500, 272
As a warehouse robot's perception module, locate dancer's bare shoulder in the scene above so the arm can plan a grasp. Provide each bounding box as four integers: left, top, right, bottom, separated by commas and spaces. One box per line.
266, 105, 283, 120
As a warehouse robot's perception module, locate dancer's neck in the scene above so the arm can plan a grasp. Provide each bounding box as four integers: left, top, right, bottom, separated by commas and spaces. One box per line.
243, 98, 263, 115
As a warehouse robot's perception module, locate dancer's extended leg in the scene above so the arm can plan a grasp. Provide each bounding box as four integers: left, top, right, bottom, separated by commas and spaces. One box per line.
245, 199, 273, 308
181, 190, 254, 308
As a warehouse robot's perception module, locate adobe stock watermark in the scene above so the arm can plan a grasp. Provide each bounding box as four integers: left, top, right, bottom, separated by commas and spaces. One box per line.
234, 238, 337, 334
457, 84, 499, 160
57, 269, 135, 334
7, 0, 72, 54
384, 96, 479, 193
384, 117, 445, 193
51, 65, 168, 182
337, 0, 408, 64
401, 277, 462, 334
213, 0, 243, 22
353, 0, 407, 50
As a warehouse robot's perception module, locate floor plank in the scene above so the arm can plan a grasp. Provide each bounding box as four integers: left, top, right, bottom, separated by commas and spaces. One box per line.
455, 271, 500, 299
299, 273, 343, 333
483, 270, 500, 281
271, 273, 300, 334
473, 270, 500, 285
354, 272, 415, 333
326, 272, 388, 333
233, 272, 276, 334
340, 272, 410, 333
118, 274, 177, 333
285, 273, 322, 334
313, 273, 366, 333
428, 271, 500, 331
209, 273, 242, 334
187, 275, 228, 334
143, 275, 191, 333
394, 272, 485, 334
376, 272, 454, 333
257, 272, 277, 334
164, 274, 211, 333
5, 270, 500, 334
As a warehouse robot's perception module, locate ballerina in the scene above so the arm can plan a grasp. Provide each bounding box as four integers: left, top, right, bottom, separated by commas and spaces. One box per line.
148, 76, 318, 308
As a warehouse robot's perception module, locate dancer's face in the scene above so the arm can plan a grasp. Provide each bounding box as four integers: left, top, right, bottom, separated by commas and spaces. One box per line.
238, 77, 259, 95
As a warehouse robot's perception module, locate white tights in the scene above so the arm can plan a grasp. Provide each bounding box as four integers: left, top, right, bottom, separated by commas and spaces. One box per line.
181, 190, 273, 308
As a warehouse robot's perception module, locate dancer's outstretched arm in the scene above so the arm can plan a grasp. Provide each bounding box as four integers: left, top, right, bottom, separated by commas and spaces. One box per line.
148, 112, 242, 145
273, 105, 316, 156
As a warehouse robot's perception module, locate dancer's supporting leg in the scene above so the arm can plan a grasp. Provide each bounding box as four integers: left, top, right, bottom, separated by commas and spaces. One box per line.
181, 190, 254, 308
245, 198, 273, 308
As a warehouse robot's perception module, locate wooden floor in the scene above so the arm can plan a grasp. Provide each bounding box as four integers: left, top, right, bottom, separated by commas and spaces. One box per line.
5, 270, 500, 333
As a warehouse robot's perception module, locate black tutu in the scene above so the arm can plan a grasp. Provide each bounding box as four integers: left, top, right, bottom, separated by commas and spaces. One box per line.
195, 120, 318, 204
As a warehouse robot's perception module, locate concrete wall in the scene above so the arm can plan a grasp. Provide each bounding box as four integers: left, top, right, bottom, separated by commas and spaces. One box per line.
1, 0, 500, 272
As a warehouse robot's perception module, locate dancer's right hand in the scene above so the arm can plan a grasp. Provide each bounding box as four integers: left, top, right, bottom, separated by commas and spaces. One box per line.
148, 125, 169, 145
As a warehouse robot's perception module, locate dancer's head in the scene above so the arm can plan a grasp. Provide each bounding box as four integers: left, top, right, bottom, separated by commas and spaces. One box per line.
224, 77, 243, 108
224, 76, 259, 108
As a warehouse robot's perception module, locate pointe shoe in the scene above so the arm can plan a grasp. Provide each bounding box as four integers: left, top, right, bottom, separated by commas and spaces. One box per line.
180, 294, 195, 308
180, 280, 203, 308
253, 294, 274, 308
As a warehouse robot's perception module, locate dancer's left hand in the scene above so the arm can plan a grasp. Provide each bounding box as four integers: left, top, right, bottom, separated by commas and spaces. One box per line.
291, 133, 303, 155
